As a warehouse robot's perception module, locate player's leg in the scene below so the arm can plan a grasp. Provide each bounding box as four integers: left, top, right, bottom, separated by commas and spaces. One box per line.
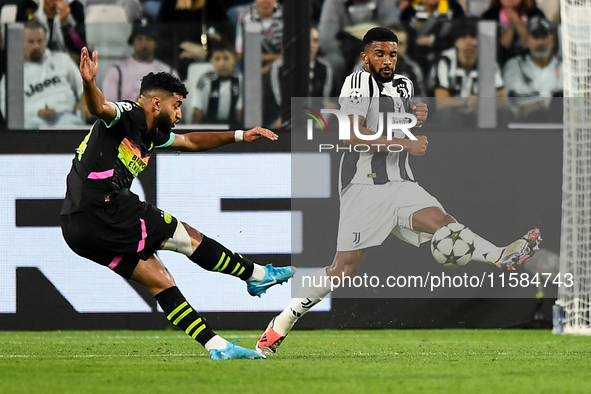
161, 220, 295, 296
256, 249, 366, 355
412, 206, 541, 270
130, 254, 264, 360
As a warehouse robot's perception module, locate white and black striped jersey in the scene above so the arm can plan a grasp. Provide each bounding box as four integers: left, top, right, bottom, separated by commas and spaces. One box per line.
430, 47, 504, 97
502, 53, 563, 109
338, 70, 416, 189
192, 70, 243, 124
235, 2, 283, 55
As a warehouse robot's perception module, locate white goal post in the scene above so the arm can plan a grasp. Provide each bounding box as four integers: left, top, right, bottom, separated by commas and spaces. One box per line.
560, 0, 591, 334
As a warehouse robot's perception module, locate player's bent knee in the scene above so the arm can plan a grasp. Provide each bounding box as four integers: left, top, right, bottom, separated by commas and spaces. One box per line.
131, 258, 176, 295
161, 221, 194, 256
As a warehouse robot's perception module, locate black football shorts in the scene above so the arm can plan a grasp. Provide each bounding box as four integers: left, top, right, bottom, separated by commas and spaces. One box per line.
61, 192, 178, 279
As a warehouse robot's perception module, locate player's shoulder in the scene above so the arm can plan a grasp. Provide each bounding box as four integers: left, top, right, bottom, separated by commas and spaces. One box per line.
343, 70, 376, 93
393, 74, 413, 85
113, 101, 145, 121
392, 74, 414, 99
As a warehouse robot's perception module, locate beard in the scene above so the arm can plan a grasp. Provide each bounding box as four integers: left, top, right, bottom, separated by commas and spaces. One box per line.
156, 110, 174, 133
531, 45, 552, 60
28, 50, 43, 63
368, 61, 394, 83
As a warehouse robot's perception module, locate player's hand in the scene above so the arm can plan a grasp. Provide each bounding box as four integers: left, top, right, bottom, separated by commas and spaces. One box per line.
243, 127, 278, 142
79, 47, 98, 83
412, 103, 428, 126
404, 135, 428, 156
38, 107, 57, 121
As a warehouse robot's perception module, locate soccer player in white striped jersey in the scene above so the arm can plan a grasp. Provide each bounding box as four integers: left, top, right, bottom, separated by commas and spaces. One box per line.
256, 27, 541, 355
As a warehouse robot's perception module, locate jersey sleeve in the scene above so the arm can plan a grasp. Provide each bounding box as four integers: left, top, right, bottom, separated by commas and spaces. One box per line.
338, 72, 372, 117
100, 101, 123, 128
106, 101, 141, 132
155, 131, 175, 149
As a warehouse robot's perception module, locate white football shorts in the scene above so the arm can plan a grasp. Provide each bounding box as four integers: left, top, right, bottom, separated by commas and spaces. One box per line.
336, 181, 445, 251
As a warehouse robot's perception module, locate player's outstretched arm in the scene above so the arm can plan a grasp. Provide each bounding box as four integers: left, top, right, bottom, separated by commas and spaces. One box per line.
168, 127, 278, 152
79, 47, 116, 123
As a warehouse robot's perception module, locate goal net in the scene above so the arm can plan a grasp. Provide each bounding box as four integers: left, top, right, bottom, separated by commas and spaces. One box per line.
560, 0, 591, 334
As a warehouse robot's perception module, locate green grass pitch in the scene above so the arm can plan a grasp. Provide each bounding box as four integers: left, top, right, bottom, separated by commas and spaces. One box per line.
1, 329, 590, 393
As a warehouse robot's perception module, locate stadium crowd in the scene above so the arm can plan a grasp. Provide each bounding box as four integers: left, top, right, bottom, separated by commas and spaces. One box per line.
0, 0, 563, 129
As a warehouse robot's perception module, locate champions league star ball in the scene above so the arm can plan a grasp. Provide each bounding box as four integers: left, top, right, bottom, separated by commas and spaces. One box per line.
430, 223, 476, 268
349, 89, 363, 105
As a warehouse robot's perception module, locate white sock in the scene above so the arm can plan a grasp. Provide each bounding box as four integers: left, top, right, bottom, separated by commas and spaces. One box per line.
204, 335, 228, 351
471, 234, 503, 264
247, 264, 266, 281
273, 267, 334, 335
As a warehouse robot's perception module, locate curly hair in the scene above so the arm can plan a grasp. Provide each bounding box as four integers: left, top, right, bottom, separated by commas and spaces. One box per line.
140, 72, 188, 98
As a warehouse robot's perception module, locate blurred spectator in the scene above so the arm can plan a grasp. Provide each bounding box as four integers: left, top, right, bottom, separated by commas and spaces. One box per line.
264, 26, 334, 128
157, 0, 230, 80
318, 0, 399, 86
0, 21, 86, 129
400, 0, 465, 77
503, 16, 562, 121
102, 20, 177, 102
481, 0, 546, 66
191, 40, 242, 128
225, 0, 250, 23
535, 0, 559, 23
85, 0, 143, 22
141, 0, 162, 21
311, 0, 325, 23
235, 0, 283, 74
390, 24, 427, 97
429, 19, 507, 114
16, 0, 87, 61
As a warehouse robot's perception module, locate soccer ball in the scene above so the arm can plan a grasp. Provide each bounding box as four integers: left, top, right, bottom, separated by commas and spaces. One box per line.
349, 90, 362, 105
430, 223, 476, 268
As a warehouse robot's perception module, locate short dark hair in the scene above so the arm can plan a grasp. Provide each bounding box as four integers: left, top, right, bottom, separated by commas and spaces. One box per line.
208, 39, 236, 59
140, 72, 188, 98
24, 20, 47, 34
452, 18, 478, 41
362, 27, 398, 48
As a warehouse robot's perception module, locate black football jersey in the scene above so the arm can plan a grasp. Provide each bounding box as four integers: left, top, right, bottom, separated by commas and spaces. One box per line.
61, 101, 174, 214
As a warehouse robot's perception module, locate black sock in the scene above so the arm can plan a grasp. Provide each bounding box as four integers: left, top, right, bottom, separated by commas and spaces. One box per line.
155, 286, 215, 347
189, 236, 254, 280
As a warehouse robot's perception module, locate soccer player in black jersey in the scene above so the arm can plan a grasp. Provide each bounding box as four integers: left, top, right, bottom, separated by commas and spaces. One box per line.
61, 47, 294, 360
